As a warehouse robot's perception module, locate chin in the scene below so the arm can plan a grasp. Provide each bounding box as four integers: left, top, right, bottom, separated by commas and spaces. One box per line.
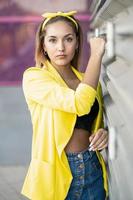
55, 60, 70, 67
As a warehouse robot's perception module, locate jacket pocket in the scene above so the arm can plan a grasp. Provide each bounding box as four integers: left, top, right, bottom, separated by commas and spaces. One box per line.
26, 158, 55, 200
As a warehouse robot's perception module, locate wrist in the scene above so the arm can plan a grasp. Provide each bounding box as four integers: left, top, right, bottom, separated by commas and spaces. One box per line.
90, 53, 103, 61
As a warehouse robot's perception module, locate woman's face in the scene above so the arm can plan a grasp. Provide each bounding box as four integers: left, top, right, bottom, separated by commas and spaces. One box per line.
43, 21, 78, 68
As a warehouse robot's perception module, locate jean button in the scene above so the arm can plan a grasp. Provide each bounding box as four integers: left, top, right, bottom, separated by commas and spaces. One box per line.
79, 163, 84, 168
75, 192, 80, 197
77, 153, 83, 159
79, 175, 84, 180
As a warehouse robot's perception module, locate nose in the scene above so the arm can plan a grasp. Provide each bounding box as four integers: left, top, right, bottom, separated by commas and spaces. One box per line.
57, 40, 65, 52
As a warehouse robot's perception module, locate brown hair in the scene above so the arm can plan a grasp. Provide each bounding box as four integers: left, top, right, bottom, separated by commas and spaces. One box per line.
35, 16, 83, 69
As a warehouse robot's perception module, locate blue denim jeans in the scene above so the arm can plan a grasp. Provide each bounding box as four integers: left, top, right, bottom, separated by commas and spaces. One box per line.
65, 147, 106, 200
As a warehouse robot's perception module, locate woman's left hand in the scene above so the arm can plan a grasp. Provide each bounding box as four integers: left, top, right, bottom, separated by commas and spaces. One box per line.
89, 128, 108, 151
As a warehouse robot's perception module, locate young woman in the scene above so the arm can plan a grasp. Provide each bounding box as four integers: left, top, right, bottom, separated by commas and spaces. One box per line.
21, 11, 108, 200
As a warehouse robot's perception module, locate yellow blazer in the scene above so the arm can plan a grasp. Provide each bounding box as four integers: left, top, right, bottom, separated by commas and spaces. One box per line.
21, 60, 108, 200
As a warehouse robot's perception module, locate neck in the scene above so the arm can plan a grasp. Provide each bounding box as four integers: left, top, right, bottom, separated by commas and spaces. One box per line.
50, 61, 73, 77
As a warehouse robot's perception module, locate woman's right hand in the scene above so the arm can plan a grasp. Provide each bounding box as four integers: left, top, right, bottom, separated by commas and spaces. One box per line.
89, 37, 106, 58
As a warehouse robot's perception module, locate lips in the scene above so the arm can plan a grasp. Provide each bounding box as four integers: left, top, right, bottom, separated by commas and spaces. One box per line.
56, 54, 66, 57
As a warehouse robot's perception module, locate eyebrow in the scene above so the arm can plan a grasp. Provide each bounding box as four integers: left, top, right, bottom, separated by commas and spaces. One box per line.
47, 33, 74, 38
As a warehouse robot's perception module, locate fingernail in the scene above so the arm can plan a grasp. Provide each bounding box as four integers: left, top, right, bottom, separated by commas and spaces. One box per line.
89, 147, 93, 151
89, 143, 93, 147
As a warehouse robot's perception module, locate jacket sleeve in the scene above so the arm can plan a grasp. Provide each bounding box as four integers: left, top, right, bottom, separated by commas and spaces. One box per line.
98, 83, 105, 128
22, 67, 97, 116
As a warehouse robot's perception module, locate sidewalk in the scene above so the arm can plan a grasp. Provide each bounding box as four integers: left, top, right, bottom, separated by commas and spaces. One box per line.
0, 166, 28, 200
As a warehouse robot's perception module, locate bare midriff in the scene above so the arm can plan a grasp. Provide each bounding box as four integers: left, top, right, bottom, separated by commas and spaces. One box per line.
64, 128, 91, 153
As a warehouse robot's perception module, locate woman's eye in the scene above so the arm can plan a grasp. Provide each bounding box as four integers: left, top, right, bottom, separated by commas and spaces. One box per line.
49, 38, 56, 43
66, 37, 73, 42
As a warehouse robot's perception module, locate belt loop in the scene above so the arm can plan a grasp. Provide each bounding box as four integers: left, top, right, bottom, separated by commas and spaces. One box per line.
87, 148, 93, 158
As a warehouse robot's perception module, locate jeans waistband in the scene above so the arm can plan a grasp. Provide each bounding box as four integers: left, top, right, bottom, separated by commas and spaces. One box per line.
66, 146, 95, 161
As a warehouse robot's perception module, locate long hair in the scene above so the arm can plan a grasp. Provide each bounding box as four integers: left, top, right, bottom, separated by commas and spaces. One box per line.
35, 16, 83, 69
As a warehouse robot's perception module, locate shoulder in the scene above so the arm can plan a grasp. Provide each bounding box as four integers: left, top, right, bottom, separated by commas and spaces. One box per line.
23, 66, 52, 80
23, 66, 47, 74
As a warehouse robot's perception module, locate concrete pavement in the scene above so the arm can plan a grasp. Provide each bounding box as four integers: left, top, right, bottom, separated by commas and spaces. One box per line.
0, 165, 28, 200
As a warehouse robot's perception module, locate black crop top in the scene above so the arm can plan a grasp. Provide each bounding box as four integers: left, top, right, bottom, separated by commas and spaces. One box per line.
74, 99, 99, 132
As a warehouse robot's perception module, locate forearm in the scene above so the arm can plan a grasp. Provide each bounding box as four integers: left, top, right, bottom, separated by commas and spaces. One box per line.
82, 55, 102, 90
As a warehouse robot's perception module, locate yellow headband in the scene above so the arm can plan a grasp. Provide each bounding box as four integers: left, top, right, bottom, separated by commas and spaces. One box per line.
41, 11, 78, 31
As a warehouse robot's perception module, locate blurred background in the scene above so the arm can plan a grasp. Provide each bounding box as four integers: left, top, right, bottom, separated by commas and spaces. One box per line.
0, 0, 133, 199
